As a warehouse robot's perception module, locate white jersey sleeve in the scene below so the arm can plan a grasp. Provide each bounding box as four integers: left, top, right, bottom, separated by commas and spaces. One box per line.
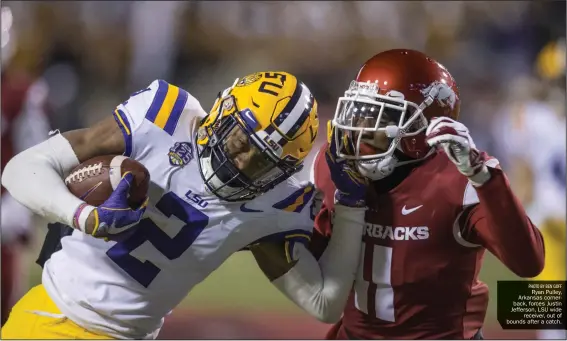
112, 79, 206, 159
243, 178, 317, 248
250, 178, 365, 323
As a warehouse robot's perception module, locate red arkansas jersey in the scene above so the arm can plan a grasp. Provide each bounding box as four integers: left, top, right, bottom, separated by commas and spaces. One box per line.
310, 143, 543, 339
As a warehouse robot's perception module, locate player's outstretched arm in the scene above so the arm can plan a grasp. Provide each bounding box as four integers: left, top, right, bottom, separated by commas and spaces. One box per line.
425, 117, 545, 277
251, 204, 364, 324
251, 132, 367, 324
1, 116, 125, 229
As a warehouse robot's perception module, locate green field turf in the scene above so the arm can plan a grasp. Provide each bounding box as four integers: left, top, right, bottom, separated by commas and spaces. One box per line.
25, 232, 521, 320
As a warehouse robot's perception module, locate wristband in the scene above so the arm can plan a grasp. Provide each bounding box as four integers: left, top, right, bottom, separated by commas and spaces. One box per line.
73, 203, 95, 233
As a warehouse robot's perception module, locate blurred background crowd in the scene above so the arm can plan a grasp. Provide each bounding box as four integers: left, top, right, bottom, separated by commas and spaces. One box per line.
1, 1, 565, 339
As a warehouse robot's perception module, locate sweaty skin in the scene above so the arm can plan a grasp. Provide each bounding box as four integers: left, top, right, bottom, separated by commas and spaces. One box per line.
223, 127, 272, 179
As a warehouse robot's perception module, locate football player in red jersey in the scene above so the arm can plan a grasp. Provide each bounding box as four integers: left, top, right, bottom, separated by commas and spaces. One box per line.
1, 6, 51, 325
310, 49, 545, 340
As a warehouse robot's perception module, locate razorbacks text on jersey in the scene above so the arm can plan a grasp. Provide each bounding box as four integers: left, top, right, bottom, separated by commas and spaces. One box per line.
42, 80, 316, 339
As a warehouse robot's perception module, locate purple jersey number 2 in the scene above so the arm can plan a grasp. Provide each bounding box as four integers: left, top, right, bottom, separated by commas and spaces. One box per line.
106, 192, 209, 287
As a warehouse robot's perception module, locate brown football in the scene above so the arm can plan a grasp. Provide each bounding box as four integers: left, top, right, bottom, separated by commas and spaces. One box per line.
65, 155, 150, 208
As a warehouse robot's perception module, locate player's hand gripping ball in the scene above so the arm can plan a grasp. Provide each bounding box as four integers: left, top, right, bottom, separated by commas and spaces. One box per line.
66, 155, 150, 240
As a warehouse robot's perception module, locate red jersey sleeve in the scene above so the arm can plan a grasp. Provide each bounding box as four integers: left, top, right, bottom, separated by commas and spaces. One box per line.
463, 162, 545, 278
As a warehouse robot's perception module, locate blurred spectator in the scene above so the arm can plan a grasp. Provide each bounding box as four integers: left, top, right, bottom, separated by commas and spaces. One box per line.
493, 39, 566, 341
1, 4, 51, 326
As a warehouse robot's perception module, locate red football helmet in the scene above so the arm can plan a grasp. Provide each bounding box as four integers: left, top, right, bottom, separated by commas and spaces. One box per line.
332, 49, 460, 179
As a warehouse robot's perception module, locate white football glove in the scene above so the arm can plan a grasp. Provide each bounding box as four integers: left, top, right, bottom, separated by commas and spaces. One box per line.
425, 117, 491, 186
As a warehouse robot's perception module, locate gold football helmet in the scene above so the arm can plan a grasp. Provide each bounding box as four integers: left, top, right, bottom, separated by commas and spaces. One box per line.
197, 71, 319, 201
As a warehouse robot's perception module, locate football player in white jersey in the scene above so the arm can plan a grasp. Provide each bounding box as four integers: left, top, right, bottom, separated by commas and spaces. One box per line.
1, 72, 367, 339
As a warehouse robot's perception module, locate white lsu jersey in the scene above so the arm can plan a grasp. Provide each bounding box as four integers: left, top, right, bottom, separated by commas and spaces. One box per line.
42, 80, 316, 339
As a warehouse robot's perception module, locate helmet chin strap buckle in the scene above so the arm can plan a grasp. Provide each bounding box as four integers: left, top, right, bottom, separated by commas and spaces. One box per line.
378, 163, 395, 175
356, 155, 398, 181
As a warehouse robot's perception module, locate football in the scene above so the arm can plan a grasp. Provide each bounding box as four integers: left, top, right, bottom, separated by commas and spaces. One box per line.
65, 155, 150, 208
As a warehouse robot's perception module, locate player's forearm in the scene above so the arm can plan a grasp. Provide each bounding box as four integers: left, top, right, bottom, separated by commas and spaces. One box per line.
272, 204, 365, 323
1, 133, 84, 227
472, 168, 545, 278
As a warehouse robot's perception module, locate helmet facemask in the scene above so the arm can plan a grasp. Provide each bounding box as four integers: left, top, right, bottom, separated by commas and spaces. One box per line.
197, 92, 302, 202
332, 81, 429, 180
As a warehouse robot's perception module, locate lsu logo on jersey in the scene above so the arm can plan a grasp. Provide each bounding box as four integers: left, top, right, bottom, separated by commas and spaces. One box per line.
168, 142, 194, 167
236, 73, 262, 87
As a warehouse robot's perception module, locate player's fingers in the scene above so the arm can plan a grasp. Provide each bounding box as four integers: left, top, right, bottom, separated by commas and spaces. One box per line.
427, 118, 459, 136
427, 120, 468, 138
327, 121, 350, 160
426, 121, 462, 142
426, 134, 470, 163
425, 134, 446, 147
343, 133, 356, 156
326, 137, 341, 165
327, 127, 339, 157
426, 117, 447, 135
441, 143, 458, 164
426, 117, 458, 135
326, 120, 334, 144
115, 172, 135, 194
136, 196, 150, 211
427, 120, 457, 133
345, 167, 367, 187
426, 134, 467, 148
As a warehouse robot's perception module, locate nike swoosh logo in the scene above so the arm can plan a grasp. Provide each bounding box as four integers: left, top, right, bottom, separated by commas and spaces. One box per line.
240, 203, 263, 213
401, 205, 423, 215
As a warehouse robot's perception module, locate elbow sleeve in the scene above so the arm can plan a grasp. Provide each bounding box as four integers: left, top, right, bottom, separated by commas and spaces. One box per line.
2, 133, 84, 226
